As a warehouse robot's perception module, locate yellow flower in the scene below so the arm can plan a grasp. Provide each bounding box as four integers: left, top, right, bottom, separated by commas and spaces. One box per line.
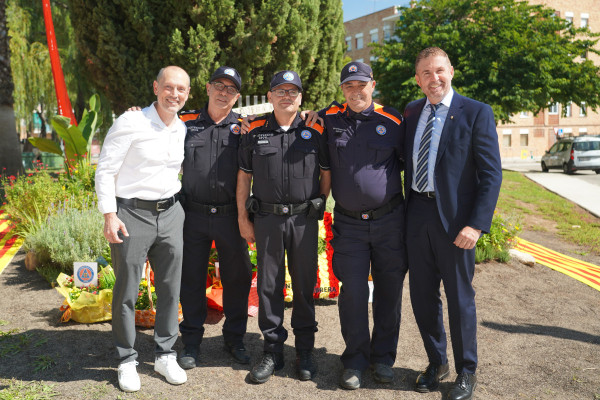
150, 286, 155, 293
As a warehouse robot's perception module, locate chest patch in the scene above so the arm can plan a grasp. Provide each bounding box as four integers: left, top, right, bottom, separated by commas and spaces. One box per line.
300, 130, 312, 140
230, 124, 241, 134
376, 125, 387, 135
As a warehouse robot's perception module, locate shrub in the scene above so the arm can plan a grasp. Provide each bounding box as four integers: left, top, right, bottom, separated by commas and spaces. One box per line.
25, 204, 107, 274
1, 162, 97, 238
476, 211, 520, 263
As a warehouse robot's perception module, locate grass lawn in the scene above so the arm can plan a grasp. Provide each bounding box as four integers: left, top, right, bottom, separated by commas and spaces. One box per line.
497, 170, 600, 254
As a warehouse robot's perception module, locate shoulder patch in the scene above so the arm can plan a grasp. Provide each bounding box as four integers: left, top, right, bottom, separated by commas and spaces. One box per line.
373, 104, 401, 125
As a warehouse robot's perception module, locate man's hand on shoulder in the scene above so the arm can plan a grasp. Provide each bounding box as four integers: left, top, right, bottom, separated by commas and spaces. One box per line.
453, 226, 482, 250
125, 106, 142, 112
300, 110, 323, 127
240, 114, 257, 134
103, 212, 129, 243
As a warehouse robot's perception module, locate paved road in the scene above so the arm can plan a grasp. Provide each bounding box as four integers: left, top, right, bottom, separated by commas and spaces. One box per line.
502, 159, 600, 217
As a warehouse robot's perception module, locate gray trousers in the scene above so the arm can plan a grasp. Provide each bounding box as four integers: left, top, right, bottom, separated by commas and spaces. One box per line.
110, 201, 184, 363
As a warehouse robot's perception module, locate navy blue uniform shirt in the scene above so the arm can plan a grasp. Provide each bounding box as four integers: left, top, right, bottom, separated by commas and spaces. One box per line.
181, 107, 242, 205
238, 112, 330, 204
320, 101, 404, 211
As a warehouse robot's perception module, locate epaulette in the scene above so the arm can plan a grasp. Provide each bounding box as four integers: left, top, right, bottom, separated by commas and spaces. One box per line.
248, 116, 268, 133
373, 103, 401, 125
307, 122, 324, 135
325, 102, 348, 116
179, 110, 201, 122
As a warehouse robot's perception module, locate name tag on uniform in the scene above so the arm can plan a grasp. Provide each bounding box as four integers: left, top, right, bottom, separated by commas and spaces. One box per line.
257, 140, 269, 145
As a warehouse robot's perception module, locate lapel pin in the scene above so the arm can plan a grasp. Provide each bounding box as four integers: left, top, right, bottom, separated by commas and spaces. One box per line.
450, 115, 454, 120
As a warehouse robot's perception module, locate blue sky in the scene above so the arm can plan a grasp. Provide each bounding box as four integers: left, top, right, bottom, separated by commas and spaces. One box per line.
342, 0, 411, 22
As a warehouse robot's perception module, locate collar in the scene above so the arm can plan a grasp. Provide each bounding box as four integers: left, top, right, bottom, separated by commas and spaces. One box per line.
266, 112, 302, 132
346, 102, 374, 120
147, 102, 177, 129
199, 105, 241, 126
425, 88, 454, 110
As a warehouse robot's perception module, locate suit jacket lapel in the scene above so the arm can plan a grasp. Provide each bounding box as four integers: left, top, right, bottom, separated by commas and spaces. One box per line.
436, 93, 464, 166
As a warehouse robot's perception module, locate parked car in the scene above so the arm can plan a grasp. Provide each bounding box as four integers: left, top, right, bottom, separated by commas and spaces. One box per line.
541, 136, 600, 174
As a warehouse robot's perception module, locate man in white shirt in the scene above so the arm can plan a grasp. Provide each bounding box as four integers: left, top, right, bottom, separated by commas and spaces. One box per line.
95, 65, 190, 392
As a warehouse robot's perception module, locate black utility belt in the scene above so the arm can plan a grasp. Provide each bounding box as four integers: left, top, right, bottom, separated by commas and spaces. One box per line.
116, 194, 180, 212
185, 201, 237, 216
259, 201, 310, 216
335, 194, 403, 221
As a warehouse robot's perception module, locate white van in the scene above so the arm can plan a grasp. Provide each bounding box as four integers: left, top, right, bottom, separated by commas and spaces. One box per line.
541, 136, 600, 174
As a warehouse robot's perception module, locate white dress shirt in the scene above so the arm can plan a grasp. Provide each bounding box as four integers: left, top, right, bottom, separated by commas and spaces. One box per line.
411, 88, 454, 192
95, 103, 186, 214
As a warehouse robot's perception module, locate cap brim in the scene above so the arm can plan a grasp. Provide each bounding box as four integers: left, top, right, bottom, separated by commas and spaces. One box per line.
270, 82, 303, 91
340, 75, 372, 85
210, 74, 241, 90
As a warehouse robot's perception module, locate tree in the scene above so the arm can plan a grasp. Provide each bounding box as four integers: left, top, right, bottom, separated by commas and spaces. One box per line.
0, 0, 23, 177
372, 0, 600, 123
67, 0, 345, 113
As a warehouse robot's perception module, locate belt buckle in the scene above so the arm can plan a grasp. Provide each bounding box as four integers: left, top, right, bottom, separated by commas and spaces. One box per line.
361, 211, 371, 220
210, 206, 217, 214
425, 192, 435, 199
156, 199, 170, 212
281, 205, 290, 215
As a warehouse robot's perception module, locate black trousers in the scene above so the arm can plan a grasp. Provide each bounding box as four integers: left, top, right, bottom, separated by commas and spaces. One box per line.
406, 194, 478, 374
179, 211, 253, 346
331, 205, 407, 371
254, 212, 319, 353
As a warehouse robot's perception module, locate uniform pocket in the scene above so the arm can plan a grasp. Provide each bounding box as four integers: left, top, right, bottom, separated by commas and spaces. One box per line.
253, 146, 279, 179
292, 142, 318, 178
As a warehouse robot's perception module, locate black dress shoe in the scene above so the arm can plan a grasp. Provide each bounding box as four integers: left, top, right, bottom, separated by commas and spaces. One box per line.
415, 363, 449, 393
249, 352, 284, 384
446, 372, 477, 400
178, 344, 199, 370
296, 349, 317, 381
224, 342, 250, 364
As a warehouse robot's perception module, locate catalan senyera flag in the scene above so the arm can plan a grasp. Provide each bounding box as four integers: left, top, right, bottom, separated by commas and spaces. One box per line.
0, 211, 24, 276
515, 237, 600, 292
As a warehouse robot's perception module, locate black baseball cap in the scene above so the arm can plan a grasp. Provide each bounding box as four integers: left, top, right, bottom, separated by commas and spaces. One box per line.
340, 62, 373, 85
270, 70, 303, 91
210, 66, 242, 91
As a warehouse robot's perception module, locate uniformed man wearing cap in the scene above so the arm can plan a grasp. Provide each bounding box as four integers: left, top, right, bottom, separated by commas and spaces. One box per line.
236, 70, 331, 384
177, 66, 254, 369
307, 61, 408, 390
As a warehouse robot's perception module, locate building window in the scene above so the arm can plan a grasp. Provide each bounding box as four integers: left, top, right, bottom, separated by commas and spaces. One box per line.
355, 33, 363, 50
581, 13, 589, 28
370, 29, 378, 43
565, 11, 573, 25
502, 130, 512, 147
580, 102, 587, 117
519, 111, 529, 118
370, 55, 377, 63
383, 24, 391, 41
565, 102, 572, 117
579, 127, 588, 135
355, 58, 364, 63
345, 36, 352, 51
520, 129, 529, 146
548, 103, 558, 115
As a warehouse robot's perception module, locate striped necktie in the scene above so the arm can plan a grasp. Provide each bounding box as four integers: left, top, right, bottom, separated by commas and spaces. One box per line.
415, 103, 440, 192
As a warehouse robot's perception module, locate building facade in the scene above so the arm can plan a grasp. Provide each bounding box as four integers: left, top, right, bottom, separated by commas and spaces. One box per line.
343, 1, 600, 160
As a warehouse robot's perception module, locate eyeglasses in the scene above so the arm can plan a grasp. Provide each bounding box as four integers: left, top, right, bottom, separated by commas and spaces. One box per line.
211, 81, 239, 95
272, 89, 301, 98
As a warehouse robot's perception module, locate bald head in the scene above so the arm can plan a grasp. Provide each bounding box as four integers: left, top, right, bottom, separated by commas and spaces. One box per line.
157, 66, 190, 87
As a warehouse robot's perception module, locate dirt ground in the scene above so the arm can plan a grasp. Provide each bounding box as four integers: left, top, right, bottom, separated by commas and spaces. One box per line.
0, 211, 599, 400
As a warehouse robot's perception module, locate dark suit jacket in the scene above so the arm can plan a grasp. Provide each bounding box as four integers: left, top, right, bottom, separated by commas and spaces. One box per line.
403, 92, 502, 240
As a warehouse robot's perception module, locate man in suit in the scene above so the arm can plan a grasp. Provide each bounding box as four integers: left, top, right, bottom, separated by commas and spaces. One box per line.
402, 47, 502, 400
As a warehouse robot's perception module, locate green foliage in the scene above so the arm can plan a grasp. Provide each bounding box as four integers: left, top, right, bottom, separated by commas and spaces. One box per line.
68, 0, 345, 112
1, 164, 97, 238
372, 0, 600, 123
25, 206, 106, 274
28, 94, 103, 173
475, 212, 520, 263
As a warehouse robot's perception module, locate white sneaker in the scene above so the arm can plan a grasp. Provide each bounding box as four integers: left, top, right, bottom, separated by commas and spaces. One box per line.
155, 354, 187, 385
117, 360, 140, 392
